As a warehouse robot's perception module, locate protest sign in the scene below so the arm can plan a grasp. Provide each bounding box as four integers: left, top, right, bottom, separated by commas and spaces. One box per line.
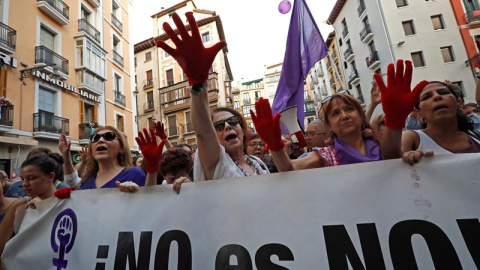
2, 154, 479, 269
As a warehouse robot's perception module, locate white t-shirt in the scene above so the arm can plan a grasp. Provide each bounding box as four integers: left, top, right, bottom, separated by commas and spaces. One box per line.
194, 145, 269, 181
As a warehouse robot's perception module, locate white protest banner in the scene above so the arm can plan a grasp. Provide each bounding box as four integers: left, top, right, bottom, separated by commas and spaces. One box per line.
2, 154, 480, 269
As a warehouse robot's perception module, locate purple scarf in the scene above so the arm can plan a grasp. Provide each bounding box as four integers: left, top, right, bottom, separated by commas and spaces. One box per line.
334, 138, 383, 165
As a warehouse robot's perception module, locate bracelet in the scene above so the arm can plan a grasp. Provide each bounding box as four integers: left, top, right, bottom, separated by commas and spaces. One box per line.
188, 82, 207, 96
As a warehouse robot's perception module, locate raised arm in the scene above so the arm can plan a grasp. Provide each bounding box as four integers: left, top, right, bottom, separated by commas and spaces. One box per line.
374, 60, 428, 159
156, 12, 227, 180
366, 81, 381, 124
135, 128, 166, 186
154, 121, 172, 150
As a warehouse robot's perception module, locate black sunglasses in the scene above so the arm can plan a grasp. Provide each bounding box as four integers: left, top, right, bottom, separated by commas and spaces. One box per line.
90, 131, 117, 143
321, 90, 351, 105
213, 116, 240, 131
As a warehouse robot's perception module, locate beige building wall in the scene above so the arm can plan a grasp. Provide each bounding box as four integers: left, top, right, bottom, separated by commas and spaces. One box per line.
0, 0, 135, 176
134, 0, 233, 146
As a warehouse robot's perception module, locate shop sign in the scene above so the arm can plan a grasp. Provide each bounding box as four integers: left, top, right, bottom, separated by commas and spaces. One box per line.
33, 70, 101, 103
0, 52, 17, 68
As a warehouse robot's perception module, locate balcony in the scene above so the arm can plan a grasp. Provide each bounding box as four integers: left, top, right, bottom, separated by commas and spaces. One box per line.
320, 87, 328, 97
143, 79, 154, 89
348, 69, 360, 85
33, 111, 69, 139
144, 101, 154, 112
36, 0, 69, 25
244, 99, 252, 105
160, 73, 219, 114
366, 51, 380, 70
466, 10, 480, 25
35, 46, 69, 75
316, 67, 324, 77
327, 61, 333, 72
0, 22, 16, 54
357, 94, 365, 104
114, 91, 125, 107
112, 50, 124, 67
333, 52, 339, 62
344, 47, 354, 62
0, 105, 13, 127
342, 27, 349, 39
329, 78, 336, 88
78, 124, 95, 142
111, 13, 123, 33
357, 1, 366, 17
305, 100, 316, 116
85, 0, 100, 8
466, 53, 480, 78
360, 23, 373, 43
78, 19, 101, 44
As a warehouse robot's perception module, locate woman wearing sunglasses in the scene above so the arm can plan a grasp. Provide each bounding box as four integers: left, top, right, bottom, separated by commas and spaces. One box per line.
58, 126, 145, 191
156, 12, 269, 181
251, 91, 383, 172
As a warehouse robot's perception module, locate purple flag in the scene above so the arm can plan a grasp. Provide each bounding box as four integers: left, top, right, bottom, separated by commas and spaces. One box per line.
272, 0, 328, 132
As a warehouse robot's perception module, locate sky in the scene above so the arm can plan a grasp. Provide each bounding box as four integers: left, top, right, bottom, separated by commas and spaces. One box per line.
131, 0, 336, 83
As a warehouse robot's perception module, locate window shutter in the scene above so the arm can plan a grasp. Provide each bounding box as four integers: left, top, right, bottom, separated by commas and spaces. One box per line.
79, 101, 85, 123
92, 104, 97, 122
0, 67, 7, 97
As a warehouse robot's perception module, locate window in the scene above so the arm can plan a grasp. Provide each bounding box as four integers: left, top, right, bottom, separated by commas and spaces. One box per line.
113, 35, 121, 52
202, 32, 210, 43
304, 102, 315, 112
165, 51, 170, 58
431, 15, 445, 30
168, 115, 177, 136
166, 69, 174, 86
134, 57, 137, 67
402, 20, 416, 36
84, 103, 94, 122
451, 81, 466, 97
145, 52, 152, 61
242, 105, 255, 117
356, 85, 364, 103
255, 91, 261, 101
146, 91, 154, 103
234, 101, 240, 109
185, 111, 193, 132
411, 51, 426, 67
146, 70, 153, 86
248, 122, 255, 132
243, 92, 251, 103
440, 46, 455, 63
375, 68, 382, 75
114, 73, 122, 93
75, 38, 107, 91
40, 26, 56, 51
116, 114, 124, 132
81, 6, 91, 22
39, 87, 56, 114
304, 91, 309, 100
396, 0, 408, 7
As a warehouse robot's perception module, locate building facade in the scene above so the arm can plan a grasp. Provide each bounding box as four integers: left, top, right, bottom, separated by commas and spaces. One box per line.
134, 0, 233, 147
450, 0, 480, 78
0, 0, 136, 177
328, 0, 476, 109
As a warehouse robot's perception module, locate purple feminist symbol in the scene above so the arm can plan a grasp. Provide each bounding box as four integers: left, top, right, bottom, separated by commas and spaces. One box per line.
51, 209, 78, 270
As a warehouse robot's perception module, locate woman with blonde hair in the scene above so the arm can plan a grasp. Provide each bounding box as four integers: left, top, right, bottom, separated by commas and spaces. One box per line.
59, 126, 145, 191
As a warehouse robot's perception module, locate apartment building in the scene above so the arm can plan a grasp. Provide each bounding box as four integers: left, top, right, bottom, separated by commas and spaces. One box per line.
328, 0, 476, 109
450, 0, 480, 77
134, 0, 233, 146
325, 31, 349, 98
237, 78, 264, 132
0, 0, 135, 176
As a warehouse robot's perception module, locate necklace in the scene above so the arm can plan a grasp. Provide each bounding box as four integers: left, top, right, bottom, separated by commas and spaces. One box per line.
234, 155, 260, 177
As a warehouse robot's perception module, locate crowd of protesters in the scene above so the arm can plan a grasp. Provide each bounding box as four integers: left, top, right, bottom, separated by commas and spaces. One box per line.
0, 11, 480, 260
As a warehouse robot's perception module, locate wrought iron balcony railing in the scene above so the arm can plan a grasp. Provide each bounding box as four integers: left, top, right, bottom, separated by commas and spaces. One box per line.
111, 13, 123, 32
466, 10, 480, 23
112, 50, 124, 67
0, 105, 13, 126
360, 23, 372, 41
357, 1, 366, 16
114, 91, 125, 107
37, 0, 69, 20
365, 51, 380, 68
78, 19, 101, 44
342, 27, 349, 38
35, 45, 69, 75
144, 101, 154, 112
33, 111, 69, 135
344, 47, 353, 59
0, 22, 16, 52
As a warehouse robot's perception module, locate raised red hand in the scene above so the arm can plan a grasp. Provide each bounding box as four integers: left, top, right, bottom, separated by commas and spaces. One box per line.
251, 98, 285, 151
374, 60, 428, 130
154, 121, 168, 140
135, 128, 166, 173
156, 12, 227, 86
54, 187, 75, 199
